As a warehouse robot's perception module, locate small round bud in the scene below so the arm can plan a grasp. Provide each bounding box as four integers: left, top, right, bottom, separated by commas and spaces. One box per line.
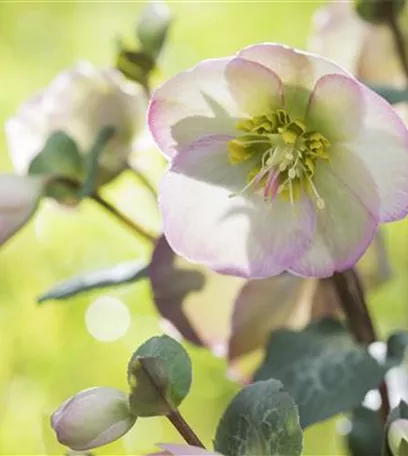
51, 387, 136, 451
388, 419, 408, 456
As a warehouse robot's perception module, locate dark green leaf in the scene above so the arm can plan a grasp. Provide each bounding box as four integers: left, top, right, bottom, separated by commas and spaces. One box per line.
127, 335, 192, 417
384, 402, 408, 456
137, 2, 172, 59
347, 406, 383, 456
214, 379, 303, 456
254, 318, 386, 428
387, 331, 408, 367
38, 261, 148, 303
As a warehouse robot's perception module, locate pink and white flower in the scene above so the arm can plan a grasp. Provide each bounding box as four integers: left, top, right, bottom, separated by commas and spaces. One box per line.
148, 43, 408, 279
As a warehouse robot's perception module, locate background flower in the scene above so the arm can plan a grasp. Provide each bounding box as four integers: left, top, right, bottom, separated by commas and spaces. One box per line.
309, 1, 408, 87
5, 62, 147, 185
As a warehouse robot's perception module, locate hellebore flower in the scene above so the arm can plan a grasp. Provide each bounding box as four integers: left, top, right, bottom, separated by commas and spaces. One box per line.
149, 443, 222, 455
148, 43, 408, 279
51, 386, 136, 451
0, 174, 45, 246
6, 62, 147, 184
309, 1, 408, 86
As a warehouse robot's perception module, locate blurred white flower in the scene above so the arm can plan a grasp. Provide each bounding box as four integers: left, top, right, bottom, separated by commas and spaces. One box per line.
51, 386, 136, 451
0, 174, 45, 246
5, 62, 147, 184
309, 1, 407, 87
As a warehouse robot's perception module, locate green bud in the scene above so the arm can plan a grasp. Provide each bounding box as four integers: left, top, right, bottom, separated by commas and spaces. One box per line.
355, 0, 406, 25
51, 387, 136, 451
137, 2, 172, 59
388, 419, 408, 456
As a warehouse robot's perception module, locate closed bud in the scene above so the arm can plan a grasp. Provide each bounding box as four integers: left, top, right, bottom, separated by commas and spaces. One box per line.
51, 387, 136, 451
137, 2, 172, 59
388, 419, 408, 456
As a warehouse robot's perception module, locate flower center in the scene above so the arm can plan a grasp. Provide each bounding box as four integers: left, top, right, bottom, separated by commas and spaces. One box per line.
227, 109, 330, 209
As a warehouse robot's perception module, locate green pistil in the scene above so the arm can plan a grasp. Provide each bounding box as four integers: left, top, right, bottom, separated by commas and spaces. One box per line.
227, 109, 330, 208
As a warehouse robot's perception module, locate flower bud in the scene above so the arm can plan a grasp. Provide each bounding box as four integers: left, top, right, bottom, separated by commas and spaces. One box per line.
388, 419, 408, 456
137, 2, 172, 59
51, 387, 136, 451
5, 62, 147, 186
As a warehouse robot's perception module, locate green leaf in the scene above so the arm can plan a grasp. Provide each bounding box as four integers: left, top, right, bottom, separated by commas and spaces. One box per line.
214, 379, 303, 456
369, 85, 408, 105
37, 261, 148, 303
77, 126, 116, 198
127, 335, 192, 417
28, 131, 84, 179
254, 318, 386, 428
384, 402, 408, 456
346, 406, 383, 456
137, 2, 172, 59
387, 331, 408, 367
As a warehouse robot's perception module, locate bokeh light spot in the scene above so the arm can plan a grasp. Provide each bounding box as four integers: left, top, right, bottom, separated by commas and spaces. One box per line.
85, 296, 130, 342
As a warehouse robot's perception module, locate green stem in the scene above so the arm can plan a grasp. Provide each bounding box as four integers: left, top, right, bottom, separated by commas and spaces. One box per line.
167, 409, 205, 449
91, 192, 157, 243
128, 166, 158, 199
385, 0, 408, 85
331, 269, 390, 423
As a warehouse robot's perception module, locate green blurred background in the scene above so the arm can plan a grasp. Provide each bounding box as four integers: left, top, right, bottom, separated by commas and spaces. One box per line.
0, 1, 407, 454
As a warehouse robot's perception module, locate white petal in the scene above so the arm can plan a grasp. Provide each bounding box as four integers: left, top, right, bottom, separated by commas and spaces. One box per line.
148, 58, 242, 158
238, 43, 350, 119
159, 135, 315, 279
345, 85, 408, 222
306, 73, 363, 142
290, 146, 380, 277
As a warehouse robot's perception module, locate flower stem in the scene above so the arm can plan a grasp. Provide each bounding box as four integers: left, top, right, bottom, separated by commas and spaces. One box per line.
331, 269, 390, 423
91, 192, 157, 243
385, 0, 408, 85
167, 409, 205, 448
128, 166, 158, 199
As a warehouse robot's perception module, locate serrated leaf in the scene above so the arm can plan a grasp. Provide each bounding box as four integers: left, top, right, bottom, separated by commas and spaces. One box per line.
29, 131, 84, 179
346, 406, 383, 456
127, 335, 192, 417
38, 261, 148, 303
214, 379, 302, 456
254, 318, 386, 428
